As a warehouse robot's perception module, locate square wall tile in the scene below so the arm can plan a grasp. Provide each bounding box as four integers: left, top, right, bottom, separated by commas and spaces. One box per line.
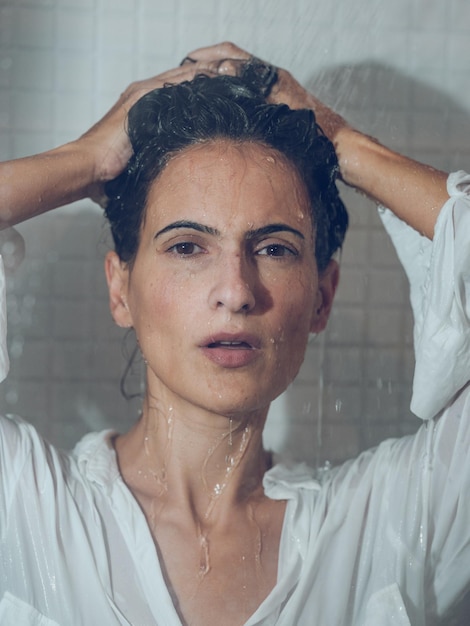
56, 9, 96, 50
52, 301, 91, 339
410, 0, 448, 30
369, 229, 401, 267
365, 347, 401, 384
368, 270, 408, 306
320, 420, 362, 465
54, 92, 93, 132
52, 341, 93, 380
99, 13, 136, 52
13, 49, 54, 90
409, 111, 448, 151
140, 15, 178, 56
97, 53, 135, 94
55, 52, 94, 92
409, 32, 446, 70
324, 347, 363, 384
327, 306, 365, 346
18, 6, 54, 48
14, 339, 50, 379
90, 340, 126, 382
334, 268, 367, 305
366, 308, 404, 346
12, 91, 53, 132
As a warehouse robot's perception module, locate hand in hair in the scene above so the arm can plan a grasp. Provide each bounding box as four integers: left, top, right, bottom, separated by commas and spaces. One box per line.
0, 64, 205, 228
182, 42, 349, 144
183, 42, 449, 239
79, 64, 214, 204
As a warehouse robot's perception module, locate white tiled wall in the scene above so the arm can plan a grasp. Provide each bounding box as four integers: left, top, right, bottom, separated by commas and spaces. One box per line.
1, 0, 470, 465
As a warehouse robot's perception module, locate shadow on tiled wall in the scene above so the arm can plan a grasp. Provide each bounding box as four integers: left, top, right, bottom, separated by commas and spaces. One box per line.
276, 61, 470, 466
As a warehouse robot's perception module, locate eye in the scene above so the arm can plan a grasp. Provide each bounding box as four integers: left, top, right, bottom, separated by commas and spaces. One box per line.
256, 243, 297, 258
168, 241, 204, 256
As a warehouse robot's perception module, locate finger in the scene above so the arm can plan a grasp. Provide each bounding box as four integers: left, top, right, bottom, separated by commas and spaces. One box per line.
156, 64, 218, 84
184, 41, 251, 63
214, 58, 246, 75
119, 65, 207, 109
179, 57, 244, 77
133, 64, 210, 92
179, 56, 197, 67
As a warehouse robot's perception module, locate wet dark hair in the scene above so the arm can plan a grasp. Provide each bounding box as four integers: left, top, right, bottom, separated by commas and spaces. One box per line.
105, 74, 348, 272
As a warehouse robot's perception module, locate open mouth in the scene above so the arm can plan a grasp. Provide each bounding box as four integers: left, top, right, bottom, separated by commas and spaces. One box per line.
200, 335, 260, 367
207, 340, 253, 349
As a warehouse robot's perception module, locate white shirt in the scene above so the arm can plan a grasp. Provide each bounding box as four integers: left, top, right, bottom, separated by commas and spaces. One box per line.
1, 173, 470, 625
379, 170, 470, 420
0, 254, 8, 384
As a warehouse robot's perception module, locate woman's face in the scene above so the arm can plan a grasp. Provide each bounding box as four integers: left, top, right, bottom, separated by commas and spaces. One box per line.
107, 140, 337, 418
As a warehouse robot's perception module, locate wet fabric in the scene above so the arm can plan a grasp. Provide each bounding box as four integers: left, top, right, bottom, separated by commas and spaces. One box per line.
0, 255, 8, 384
1, 390, 470, 626
1, 171, 470, 625
379, 170, 470, 420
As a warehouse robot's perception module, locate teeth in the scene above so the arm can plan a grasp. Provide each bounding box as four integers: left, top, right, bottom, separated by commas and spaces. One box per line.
208, 340, 251, 348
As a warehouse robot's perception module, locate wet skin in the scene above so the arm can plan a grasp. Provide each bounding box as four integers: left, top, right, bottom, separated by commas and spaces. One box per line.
106, 139, 338, 625
108, 140, 336, 423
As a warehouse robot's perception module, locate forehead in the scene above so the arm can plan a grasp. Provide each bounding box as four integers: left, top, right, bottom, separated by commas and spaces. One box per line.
143, 140, 312, 229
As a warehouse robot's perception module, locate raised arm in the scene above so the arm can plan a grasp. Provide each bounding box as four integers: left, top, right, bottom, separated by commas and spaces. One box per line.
320, 124, 449, 240
0, 64, 204, 230
184, 42, 449, 240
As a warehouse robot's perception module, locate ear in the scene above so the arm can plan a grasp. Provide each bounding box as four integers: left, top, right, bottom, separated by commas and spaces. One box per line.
104, 251, 133, 328
309, 260, 339, 334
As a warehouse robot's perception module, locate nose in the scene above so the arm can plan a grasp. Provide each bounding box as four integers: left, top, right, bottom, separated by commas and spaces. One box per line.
209, 254, 256, 314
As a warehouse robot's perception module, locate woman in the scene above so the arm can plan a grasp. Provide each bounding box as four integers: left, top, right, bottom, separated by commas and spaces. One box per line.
1, 44, 469, 626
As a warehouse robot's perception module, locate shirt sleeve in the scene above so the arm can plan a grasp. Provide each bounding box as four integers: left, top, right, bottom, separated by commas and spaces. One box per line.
0, 255, 9, 383
0, 416, 34, 534
379, 171, 470, 420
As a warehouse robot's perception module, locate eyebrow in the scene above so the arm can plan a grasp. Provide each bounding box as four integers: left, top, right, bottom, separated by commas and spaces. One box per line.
155, 220, 305, 240
246, 224, 305, 241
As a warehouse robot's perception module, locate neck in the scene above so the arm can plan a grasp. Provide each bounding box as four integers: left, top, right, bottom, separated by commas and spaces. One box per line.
115, 389, 272, 527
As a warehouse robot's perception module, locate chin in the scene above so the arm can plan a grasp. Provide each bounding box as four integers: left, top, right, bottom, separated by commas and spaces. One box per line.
203, 381, 287, 419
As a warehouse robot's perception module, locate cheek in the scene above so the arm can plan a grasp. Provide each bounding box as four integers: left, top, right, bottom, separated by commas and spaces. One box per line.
279, 267, 316, 325
130, 271, 202, 348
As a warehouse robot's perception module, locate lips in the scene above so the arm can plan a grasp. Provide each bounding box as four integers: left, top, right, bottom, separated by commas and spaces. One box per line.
200, 333, 261, 368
